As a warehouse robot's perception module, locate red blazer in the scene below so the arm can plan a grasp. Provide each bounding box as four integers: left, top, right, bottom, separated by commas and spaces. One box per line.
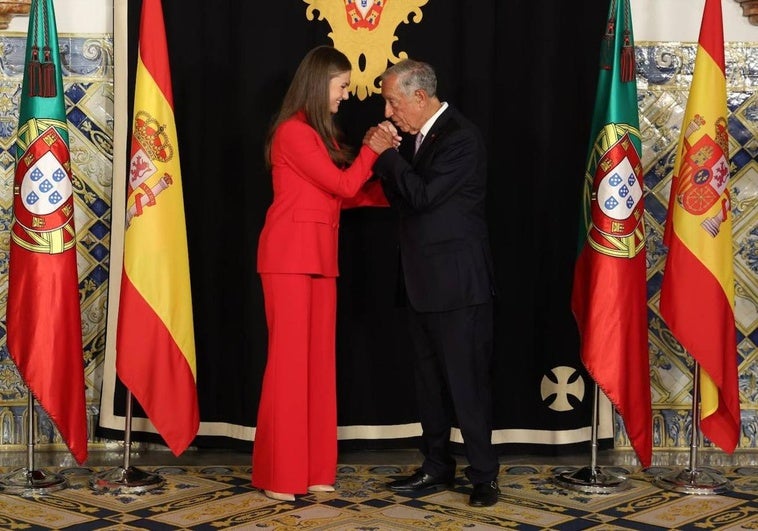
257, 112, 386, 277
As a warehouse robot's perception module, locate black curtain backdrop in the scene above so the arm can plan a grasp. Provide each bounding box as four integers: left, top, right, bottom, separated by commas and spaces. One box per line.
100, 0, 613, 456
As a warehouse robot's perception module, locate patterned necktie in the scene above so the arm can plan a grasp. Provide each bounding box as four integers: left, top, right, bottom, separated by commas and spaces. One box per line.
414, 132, 424, 154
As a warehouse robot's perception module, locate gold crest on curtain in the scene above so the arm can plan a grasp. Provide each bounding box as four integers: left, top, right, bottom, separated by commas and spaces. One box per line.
304, 0, 428, 100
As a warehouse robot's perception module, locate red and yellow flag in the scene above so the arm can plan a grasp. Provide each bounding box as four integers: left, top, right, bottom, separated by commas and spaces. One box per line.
660, 0, 739, 453
571, 0, 652, 467
6, 0, 88, 465
116, 0, 199, 456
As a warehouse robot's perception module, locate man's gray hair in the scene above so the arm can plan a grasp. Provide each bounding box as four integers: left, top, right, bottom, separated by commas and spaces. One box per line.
380, 59, 437, 98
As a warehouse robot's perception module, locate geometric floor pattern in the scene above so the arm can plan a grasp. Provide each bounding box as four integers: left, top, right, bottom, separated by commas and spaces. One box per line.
1, 464, 757, 530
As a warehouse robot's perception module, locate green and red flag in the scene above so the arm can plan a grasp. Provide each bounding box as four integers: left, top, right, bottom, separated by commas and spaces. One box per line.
660, 0, 739, 454
571, 0, 652, 466
6, 0, 88, 465
116, 0, 199, 456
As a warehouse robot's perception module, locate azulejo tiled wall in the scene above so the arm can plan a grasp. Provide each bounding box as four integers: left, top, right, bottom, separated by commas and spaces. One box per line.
0, 36, 754, 457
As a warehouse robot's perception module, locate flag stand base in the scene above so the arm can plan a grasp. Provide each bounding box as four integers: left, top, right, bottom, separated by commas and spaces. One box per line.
0, 397, 69, 496
90, 466, 165, 493
653, 363, 733, 495
90, 392, 166, 493
554, 466, 630, 494
0, 467, 68, 496
654, 467, 731, 495
554, 386, 631, 494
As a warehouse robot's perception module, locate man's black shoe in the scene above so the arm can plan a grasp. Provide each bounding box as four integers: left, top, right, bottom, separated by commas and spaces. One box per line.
387, 470, 454, 492
469, 480, 500, 507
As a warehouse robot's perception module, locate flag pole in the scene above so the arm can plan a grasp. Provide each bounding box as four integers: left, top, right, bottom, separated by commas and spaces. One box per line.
90, 390, 165, 493
554, 383, 629, 494
654, 361, 731, 494
0, 394, 68, 495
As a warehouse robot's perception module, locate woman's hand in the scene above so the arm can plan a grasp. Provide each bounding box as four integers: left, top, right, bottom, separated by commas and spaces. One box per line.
364, 123, 400, 154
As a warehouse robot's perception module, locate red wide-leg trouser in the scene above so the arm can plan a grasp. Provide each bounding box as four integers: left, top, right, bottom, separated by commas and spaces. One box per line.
252, 273, 338, 494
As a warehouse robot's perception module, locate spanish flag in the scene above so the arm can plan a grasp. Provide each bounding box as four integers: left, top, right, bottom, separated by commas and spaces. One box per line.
6, 0, 88, 465
660, 0, 739, 454
116, 0, 199, 456
571, 0, 652, 467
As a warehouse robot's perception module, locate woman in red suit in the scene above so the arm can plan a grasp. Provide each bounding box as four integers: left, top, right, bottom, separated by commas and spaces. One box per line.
252, 45, 397, 501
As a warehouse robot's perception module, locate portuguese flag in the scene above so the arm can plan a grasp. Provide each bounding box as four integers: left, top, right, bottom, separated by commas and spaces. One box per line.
6, 0, 89, 465
571, 0, 652, 467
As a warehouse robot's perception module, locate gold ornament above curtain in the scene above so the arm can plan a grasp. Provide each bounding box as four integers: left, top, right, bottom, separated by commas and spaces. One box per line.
304, 0, 428, 100
734, 0, 758, 25
0, 1, 30, 29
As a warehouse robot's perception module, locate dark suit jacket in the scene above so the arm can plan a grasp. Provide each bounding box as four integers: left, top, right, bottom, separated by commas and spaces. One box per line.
373, 105, 495, 312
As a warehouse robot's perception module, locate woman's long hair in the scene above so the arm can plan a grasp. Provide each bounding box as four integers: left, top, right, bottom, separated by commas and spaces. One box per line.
264, 45, 355, 169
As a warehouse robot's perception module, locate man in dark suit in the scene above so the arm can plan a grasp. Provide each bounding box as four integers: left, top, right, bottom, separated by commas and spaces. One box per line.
367, 58, 500, 508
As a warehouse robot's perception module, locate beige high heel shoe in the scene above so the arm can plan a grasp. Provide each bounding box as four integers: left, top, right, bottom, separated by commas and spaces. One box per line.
308, 484, 335, 492
264, 490, 295, 501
